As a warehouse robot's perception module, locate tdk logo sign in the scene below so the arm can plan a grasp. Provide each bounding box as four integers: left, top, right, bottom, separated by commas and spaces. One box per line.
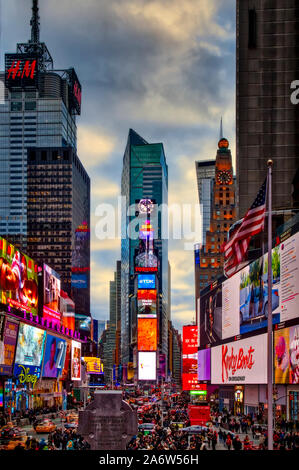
138, 274, 156, 289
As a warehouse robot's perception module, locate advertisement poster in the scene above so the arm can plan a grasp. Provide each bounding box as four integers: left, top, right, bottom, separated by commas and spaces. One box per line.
83, 357, 104, 374
211, 334, 267, 385
137, 289, 157, 315
61, 340, 71, 381
199, 285, 222, 347
198, 348, 211, 381
137, 318, 157, 351
274, 325, 299, 384
279, 232, 299, 322
42, 334, 67, 378
138, 352, 156, 381
0, 318, 18, 375
71, 340, 81, 381
182, 373, 206, 391
0, 236, 38, 315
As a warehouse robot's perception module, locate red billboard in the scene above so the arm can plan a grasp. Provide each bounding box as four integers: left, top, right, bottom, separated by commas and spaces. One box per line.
188, 405, 211, 426
182, 373, 205, 391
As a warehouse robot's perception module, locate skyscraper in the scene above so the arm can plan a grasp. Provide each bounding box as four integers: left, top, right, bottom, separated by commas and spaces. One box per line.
236, 0, 299, 222
0, 0, 81, 250
121, 129, 168, 375
195, 160, 215, 246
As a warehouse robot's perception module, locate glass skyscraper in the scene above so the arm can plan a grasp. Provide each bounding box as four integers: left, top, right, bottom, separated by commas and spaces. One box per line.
121, 129, 169, 369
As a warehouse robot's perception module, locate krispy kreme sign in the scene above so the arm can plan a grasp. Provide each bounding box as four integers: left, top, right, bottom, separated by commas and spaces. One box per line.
211, 334, 267, 384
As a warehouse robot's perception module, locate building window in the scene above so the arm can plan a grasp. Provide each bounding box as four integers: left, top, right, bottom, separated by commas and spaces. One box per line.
248, 8, 257, 48
25, 101, 36, 111
11, 102, 22, 112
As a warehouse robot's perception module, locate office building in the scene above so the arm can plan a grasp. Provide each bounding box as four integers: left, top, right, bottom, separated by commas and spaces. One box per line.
236, 0, 299, 223
121, 129, 169, 372
195, 160, 216, 246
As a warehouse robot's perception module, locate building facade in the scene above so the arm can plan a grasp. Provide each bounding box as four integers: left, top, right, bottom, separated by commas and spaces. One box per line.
236, 0, 299, 221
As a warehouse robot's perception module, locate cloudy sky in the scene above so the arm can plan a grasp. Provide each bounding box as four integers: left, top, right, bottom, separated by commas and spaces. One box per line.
0, 0, 236, 333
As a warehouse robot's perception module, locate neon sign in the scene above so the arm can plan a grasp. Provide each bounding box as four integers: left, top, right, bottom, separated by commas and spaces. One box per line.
6, 59, 36, 81
16, 365, 39, 388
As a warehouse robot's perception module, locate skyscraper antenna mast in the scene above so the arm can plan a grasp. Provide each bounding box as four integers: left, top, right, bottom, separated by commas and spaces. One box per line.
219, 116, 223, 140
30, 0, 40, 44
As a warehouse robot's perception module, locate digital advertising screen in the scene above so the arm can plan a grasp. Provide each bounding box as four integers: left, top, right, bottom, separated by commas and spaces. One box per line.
14, 323, 46, 380
274, 325, 299, 384
211, 333, 268, 385
182, 373, 204, 391
199, 284, 222, 347
71, 340, 81, 381
83, 357, 104, 374
138, 352, 156, 381
137, 289, 157, 315
0, 317, 18, 376
138, 274, 156, 290
5, 53, 39, 89
0, 237, 38, 316
182, 326, 199, 354
42, 334, 67, 378
198, 348, 211, 381
137, 318, 157, 351
43, 264, 61, 323
61, 340, 71, 381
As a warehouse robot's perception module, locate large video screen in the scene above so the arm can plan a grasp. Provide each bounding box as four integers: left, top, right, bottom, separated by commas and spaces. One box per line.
138, 352, 156, 381
137, 289, 157, 315
71, 340, 81, 381
211, 333, 268, 385
43, 264, 61, 322
0, 237, 38, 316
274, 325, 299, 384
198, 348, 211, 381
14, 323, 46, 379
83, 357, 104, 374
183, 326, 198, 354
42, 334, 67, 378
137, 318, 157, 351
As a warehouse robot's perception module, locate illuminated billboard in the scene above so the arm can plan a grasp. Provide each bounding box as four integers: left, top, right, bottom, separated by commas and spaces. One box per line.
138, 352, 156, 381
182, 373, 205, 391
198, 348, 211, 381
274, 325, 299, 384
0, 316, 18, 376
71, 340, 81, 381
14, 323, 46, 380
83, 357, 104, 374
137, 318, 157, 351
61, 340, 71, 381
138, 274, 156, 290
0, 236, 38, 316
42, 334, 67, 378
211, 334, 268, 384
137, 289, 157, 315
182, 326, 198, 354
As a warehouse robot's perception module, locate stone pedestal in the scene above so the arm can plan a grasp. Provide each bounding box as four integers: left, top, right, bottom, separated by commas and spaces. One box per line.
77, 390, 138, 450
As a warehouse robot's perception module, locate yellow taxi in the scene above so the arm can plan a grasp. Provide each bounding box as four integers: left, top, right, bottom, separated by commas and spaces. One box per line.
35, 419, 56, 433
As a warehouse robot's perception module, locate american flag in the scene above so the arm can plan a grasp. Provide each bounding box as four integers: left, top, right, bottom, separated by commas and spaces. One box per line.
223, 179, 267, 278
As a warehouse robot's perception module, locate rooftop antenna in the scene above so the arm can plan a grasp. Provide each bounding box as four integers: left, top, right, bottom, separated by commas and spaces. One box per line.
30, 0, 40, 44
219, 116, 223, 140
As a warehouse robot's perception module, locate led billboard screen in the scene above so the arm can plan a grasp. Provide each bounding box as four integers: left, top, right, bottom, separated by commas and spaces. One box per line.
71, 340, 81, 381
211, 333, 268, 384
42, 334, 67, 378
137, 318, 157, 351
14, 323, 46, 380
137, 289, 157, 316
138, 274, 156, 290
138, 352, 156, 381
274, 325, 299, 384
182, 373, 205, 391
0, 237, 38, 316
5, 53, 39, 89
182, 326, 198, 354
199, 284, 222, 347
198, 348, 211, 381
43, 264, 61, 323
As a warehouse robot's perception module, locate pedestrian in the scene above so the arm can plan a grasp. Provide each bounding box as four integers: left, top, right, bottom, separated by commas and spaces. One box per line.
226, 434, 232, 450
211, 431, 217, 450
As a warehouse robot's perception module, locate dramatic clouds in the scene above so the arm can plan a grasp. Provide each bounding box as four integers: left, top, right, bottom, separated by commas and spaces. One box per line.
0, 0, 236, 332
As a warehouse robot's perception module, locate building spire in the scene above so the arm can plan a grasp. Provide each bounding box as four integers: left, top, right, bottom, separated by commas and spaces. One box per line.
30, 0, 40, 44
219, 116, 223, 140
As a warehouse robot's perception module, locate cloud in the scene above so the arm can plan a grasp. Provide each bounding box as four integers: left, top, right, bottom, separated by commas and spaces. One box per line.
77, 126, 115, 169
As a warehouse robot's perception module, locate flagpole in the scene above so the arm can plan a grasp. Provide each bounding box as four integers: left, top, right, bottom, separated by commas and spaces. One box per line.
267, 159, 273, 450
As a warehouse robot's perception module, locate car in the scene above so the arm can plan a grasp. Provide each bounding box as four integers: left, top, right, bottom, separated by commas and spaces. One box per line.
240, 285, 279, 324
34, 419, 56, 433
3, 431, 28, 450
64, 413, 78, 429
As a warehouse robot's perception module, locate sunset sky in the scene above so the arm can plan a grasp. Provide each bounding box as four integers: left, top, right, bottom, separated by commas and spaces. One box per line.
0, 0, 236, 332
